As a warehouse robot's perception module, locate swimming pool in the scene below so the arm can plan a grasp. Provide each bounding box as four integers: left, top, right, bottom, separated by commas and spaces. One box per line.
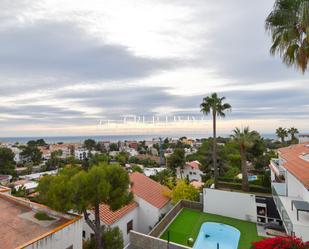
248, 175, 258, 181
193, 222, 240, 249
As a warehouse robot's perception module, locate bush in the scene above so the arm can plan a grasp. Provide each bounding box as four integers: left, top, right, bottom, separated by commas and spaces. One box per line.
34, 212, 55, 221
252, 236, 309, 249
217, 181, 270, 193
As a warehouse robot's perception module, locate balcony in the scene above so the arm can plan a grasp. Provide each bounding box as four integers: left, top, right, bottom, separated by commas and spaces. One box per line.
272, 183, 309, 241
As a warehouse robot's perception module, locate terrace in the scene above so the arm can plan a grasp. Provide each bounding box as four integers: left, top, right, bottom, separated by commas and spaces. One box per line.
160, 209, 263, 249
128, 200, 264, 249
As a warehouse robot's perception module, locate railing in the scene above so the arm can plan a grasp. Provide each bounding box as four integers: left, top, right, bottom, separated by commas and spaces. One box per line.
272, 185, 293, 235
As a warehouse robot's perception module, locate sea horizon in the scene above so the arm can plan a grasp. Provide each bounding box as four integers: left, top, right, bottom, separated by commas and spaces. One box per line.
0, 133, 278, 144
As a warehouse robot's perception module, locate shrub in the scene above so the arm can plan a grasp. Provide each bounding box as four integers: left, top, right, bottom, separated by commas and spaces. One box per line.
252, 236, 309, 249
34, 212, 55, 221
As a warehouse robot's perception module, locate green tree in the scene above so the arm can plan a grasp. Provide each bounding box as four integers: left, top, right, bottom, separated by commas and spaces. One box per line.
83, 226, 124, 249
21, 145, 42, 165
38, 164, 132, 249
45, 150, 64, 170
167, 148, 185, 177
200, 93, 231, 187
115, 151, 129, 166
84, 139, 97, 151
131, 165, 143, 173
169, 180, 200, 204
89, 153, 109, 166
231, 127, 259, 192
0, 147, 15, 175
266, 0, 309, 73
288, 127, 299, 141
276, 127, 288, 143
109, 143, 119, 151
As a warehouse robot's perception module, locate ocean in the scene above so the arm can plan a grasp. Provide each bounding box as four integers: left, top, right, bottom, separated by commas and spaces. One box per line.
0, 133, 277, 144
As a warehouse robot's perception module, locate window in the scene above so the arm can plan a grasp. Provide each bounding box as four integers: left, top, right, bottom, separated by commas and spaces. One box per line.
82, 230, 86, 238
127, 220, 133, 234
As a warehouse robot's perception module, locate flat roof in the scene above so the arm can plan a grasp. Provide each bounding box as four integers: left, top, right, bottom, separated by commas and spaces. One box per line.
0, 194, 76, 249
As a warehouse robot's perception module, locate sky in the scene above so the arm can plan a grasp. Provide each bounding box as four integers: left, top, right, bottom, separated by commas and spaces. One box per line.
0, 0, 308, 137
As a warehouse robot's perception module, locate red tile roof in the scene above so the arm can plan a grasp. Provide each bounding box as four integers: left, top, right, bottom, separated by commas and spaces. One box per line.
186, 161, 200, 170
278, 143, 309, 189
98, 202, 138, 225
130, 172, 171, 209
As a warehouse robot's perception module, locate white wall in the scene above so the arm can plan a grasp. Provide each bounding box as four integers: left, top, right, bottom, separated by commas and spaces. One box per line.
286, 171, 309, 201
83, 207, 138, 247
111, 207, 139, 246
25, 218, 83, 249
203, 189, 257, 222
176, 166, 203, 182
135, 196, 161, 234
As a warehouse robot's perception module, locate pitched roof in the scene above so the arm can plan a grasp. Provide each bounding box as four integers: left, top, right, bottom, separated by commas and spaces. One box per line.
278, 143, 309, 189
130, 172, 171, 209
186, 161, 201, 170
98, 202, 138, 225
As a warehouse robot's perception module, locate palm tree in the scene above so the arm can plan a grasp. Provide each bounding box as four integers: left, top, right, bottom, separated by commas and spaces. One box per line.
200, 93, 231, 188
265, 0, 309, 73
231, 127, 259, 192
276, 127, 288, 143
288, 127, 299, 141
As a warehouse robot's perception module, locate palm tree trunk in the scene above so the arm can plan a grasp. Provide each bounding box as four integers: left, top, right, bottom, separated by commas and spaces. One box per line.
240, 146, 249, 192
94, 204, 103, 249
212, 112, 218, 188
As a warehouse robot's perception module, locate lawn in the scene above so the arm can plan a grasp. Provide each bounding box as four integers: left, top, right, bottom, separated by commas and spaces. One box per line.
160, 208, 264, 249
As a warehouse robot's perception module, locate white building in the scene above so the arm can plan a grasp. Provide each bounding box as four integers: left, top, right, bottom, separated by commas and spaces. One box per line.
270, 143, 309, 241
83, 172, 172, 246
0, 191, 82, 249
74, 148, 90, 160
299, 134, 309, 144
176, 161, 204, 182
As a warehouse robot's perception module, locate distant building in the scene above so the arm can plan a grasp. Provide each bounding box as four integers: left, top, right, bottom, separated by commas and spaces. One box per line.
74, 148, 90, 160
177, 161, 204, 182
0, 191, 82, 249
0, 175, 12, 185
299, 134, 309, 144
83, 172, 172, 246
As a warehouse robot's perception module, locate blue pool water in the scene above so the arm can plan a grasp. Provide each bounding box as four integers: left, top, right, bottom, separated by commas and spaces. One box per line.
248, 175, 258, 181
193, 222, 240, 249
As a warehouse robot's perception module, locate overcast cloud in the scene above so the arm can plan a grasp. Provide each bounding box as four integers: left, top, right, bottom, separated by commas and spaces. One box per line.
0, 0, 308, 136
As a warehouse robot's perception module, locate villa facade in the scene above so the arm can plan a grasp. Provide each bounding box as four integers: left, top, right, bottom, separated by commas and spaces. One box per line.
270, 143, 309, 241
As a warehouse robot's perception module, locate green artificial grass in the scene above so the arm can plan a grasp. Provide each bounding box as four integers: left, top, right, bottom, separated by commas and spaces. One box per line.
34, 211, 55, 221
160, 208, 264, 249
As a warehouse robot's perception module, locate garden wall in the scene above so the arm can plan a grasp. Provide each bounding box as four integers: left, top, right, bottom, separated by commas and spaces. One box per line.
203, 188, 257, 222
149, 200, 203, 237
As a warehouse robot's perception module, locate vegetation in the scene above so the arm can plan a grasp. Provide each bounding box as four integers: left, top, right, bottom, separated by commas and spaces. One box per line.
276, 127, 288, 143
288, 127, 299, 142
34, 212, 55, 221
84, 139, 97, 151
168, 180, 200, 204
167, 148, 185, 177
83, 226, 124, 249
20, 144, 42, 165
38, 164, 132, 249
0, 147, 16, 175
266, 0, 309, 73
161, 208, 263, 249
44, 150, 65, 170
200, 93, 231, 188
231, 127, 260, 192
11, 185, 27, 197
252, 236, 309, 249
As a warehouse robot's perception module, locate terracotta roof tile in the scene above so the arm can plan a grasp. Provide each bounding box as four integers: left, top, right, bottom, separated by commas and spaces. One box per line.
130, 172, 171, 209
98, 202, 138, 225
278, 143, 309, 189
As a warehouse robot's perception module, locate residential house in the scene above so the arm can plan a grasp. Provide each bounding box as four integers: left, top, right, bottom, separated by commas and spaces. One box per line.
83, 172, 171, 246
177, 161, 204, 182
74, 148, 90, 160
0, 191, 82, 249
270, 143, 309, 241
